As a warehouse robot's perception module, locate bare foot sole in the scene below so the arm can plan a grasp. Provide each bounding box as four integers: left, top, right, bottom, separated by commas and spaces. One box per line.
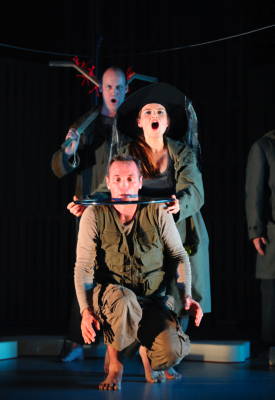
164, 367, 182, 380
98, 368, 123, 391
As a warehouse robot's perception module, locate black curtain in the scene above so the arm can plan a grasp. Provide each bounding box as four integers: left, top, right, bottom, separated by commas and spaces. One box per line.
0, 1, 275, 338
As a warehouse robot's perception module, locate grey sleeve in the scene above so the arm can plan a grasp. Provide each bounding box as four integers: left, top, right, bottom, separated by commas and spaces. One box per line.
172, 145, 205, 222
245, 141, 268, 239
157, 206, 192, 296
74, 206, 98, 314
51, 108, 99, 179
51, 148, 79, 178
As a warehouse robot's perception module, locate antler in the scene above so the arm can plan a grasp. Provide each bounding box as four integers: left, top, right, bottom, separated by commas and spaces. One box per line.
49, 61, 99, 87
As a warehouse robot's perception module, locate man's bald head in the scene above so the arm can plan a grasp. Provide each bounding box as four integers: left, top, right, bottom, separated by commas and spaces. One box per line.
100, 67, 128, 117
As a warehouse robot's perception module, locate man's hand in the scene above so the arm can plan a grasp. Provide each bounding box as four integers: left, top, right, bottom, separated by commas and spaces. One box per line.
184, 296, 203, 327
252, 237, 267, 256
63, 128, 80, 156
166, 195, 180, 214
67, 195, 86, 217
81, 308, 101, 344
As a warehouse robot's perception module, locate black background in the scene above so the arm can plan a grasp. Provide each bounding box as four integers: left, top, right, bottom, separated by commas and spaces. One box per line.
0, 0, 274, 340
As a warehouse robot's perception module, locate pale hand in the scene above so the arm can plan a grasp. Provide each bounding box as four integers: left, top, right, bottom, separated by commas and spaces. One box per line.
166, 194, 180, 214
81, 309, 101, 344
67, 195, 86, 217
64, 128, 80, 156
184, 296, 203, 327
252, 237, 267, 256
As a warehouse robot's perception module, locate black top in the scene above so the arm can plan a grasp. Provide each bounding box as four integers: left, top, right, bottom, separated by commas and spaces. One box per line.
140, 157, 176, 198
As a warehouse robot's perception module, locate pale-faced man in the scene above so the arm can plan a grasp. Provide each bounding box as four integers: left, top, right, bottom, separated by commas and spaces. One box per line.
75, 154, 203, 390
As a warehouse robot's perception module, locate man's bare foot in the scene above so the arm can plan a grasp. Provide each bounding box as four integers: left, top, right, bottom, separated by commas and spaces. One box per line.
99, 361, 123, 391
164, 367, 182, 380
152, 370, 166, 383
139, 346, 155, 383
139, 346, 166, 383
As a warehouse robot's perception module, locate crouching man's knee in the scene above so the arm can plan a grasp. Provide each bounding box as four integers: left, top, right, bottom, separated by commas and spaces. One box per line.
148, 323, 191, 371
92, 284, 142, 351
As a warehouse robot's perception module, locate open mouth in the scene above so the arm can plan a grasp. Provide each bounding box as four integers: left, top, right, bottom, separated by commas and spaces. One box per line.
111, 98, 117, 103
152, 122, 159, 130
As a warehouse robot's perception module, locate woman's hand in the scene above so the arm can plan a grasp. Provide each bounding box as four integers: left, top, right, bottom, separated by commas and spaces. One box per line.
67, 195, 86, 217
165, 194, 180, 214
184, 296, 203, 327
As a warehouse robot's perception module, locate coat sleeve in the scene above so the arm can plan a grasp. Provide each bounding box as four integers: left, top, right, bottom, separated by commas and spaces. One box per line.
169, 141, 204, 222
50, 108, 99, 178
157, 206, 192, 297
51, 149, 79, 178
245, 140, 268, 239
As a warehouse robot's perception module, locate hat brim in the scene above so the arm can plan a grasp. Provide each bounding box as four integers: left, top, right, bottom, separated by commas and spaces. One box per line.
117, 82, 189, 140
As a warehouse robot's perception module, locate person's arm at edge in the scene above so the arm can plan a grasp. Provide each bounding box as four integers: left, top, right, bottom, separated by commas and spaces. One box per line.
74, 206, 100, 343
51, 108, 100, 178
245, 140, 268, 254
167, 141, 204, 221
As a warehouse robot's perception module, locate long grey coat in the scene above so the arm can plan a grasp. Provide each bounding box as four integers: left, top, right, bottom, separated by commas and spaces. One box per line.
245, 130, 275, 279
166, 138, 211, 313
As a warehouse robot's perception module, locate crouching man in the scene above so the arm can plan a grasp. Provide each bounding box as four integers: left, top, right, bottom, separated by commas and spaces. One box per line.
74, 155, 203, 390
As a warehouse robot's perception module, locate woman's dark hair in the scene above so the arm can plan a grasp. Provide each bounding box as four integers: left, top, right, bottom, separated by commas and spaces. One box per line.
128, 135, 166, 178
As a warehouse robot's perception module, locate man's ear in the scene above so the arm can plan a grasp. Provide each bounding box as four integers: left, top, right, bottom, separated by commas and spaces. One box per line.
139, 176, 143, 189
99, 84, 103, 93
137, 117, 142, 128
105, 176, 110, 189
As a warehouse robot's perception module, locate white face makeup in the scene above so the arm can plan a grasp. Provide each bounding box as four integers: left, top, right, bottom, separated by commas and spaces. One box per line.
137, 103, 169, 138
100, 69, 128, 116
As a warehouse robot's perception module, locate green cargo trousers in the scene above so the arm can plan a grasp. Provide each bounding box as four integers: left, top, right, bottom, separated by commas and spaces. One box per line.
91, 283, 190, 371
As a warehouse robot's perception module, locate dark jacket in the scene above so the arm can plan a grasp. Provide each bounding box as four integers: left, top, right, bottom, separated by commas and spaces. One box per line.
51, 107, 112, 197
245, 130, 275, 278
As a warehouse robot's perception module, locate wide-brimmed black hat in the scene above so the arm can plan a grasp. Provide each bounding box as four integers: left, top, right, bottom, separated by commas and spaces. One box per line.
116, 82, 191, 140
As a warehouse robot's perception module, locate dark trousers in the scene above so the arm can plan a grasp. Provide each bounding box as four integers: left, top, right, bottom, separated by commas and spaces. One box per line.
261, 279, 275, 344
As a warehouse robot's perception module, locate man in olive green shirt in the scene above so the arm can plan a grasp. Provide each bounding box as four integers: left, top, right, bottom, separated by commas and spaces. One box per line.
74, 154, 203, 390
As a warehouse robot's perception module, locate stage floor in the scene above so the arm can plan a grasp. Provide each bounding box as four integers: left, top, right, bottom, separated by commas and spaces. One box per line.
0, 351, 274, 400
